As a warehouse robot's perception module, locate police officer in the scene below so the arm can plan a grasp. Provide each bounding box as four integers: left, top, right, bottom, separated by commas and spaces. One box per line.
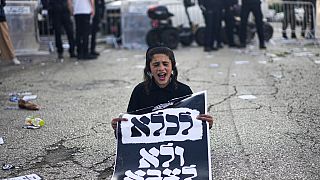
239, 0, 266, 49
199, 0, 224, 52
90, 0, 105, 56
223, 0, 238, 47
47, 0, 76, 59
282, 0, 296, 39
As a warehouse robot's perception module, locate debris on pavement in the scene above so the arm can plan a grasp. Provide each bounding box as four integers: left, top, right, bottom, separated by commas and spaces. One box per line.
209, 64, 219, 68
238, 95, 257, 100
235, 60, 250, 65
3, 174, 41, 180
24, 116, 45, 127
2, 163, 15, 170
0, 137, 4, 145
18, 99, 40, 110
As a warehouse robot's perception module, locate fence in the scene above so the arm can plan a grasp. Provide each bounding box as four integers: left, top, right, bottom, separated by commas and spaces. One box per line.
267, 0, 317, 39
34, 0, 318, 51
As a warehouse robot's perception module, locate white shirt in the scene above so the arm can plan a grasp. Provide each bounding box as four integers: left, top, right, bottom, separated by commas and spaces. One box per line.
73, 0, 92, 15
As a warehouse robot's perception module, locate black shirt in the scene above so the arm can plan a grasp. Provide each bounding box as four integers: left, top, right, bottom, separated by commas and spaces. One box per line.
127, 80, 193, 115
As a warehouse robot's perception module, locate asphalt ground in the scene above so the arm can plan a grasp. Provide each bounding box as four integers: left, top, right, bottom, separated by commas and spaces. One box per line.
0, 38, 320, 179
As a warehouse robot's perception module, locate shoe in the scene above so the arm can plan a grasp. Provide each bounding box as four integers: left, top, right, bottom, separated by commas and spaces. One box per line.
90, 51, 100, 56
238, 44, 246, 48
204, 47, 211, 52
259, 45, 266, 50
81, 54, 97, 60
291, 32, 297, 39
58, 53, 63, 59
70, 53, 77, 58
282, 32, 288, 39
18, 99, 40, 110
211, 47, 218, 51
12, 58, 21, 65
229, 43, 237, 48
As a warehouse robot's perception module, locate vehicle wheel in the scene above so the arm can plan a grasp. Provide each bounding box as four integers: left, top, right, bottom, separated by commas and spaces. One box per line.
263, 22, 273, 41
161, 28, 179, 49
246, 23, 255, 43
195, 27, 205, 46
179, 27, 193, 46
146, 29, 161, 47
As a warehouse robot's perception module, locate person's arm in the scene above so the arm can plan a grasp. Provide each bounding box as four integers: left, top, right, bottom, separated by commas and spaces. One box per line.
1, 0, 6, 7
90, 0, 95, 17
67, 0, 73, 15
198, 0, 206, 11
197, 114, 214, 129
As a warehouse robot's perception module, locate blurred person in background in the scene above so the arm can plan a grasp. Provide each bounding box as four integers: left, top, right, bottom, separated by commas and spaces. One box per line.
199, 0, 224, 52
0, 0, 21, 65
223, 0, 238, 47
239, 0, 266, 49
282, 0, 297, 39
68, 0, 97, 60
46, 0, 76, 60
90, 0, 105, 56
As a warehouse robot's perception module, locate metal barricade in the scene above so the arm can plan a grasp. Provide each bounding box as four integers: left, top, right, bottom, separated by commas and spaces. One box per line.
267, 1, 317, 39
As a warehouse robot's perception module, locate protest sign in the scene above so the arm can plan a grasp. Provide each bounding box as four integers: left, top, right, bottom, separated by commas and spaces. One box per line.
112, 91, 211, 179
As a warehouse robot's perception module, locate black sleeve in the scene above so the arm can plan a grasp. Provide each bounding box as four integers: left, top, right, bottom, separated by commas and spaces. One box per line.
126, 85, 142, 113
1, 0, 6, 7
198, 0, 204, 6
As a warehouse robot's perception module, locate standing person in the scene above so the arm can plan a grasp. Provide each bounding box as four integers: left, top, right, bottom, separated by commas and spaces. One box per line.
282, 0, 297, 39
0, 0, 21, 65
223, 0, 238, 47
48, 0, 76, 60
239, 0, 266, 49
199, 0, 224, 52
68, 0, 96, 60
90, 0, 105, 56
111, 46, 214, 131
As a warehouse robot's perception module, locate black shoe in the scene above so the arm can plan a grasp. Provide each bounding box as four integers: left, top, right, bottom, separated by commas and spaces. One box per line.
81, 54, 97, 60
90, 51, 100, 56
70, 53, 77, 58
238, 44, 246, 48
229, 43, 237, 48
211, 47, 218, 51
58, 53, 63, 59
259, 45, 266, 50
291, 33, 297, 39
282, 33, 288, 39
204, 47, 211, 52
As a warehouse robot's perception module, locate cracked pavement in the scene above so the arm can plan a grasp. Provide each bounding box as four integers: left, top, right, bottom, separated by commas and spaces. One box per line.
0, 41, 320, 179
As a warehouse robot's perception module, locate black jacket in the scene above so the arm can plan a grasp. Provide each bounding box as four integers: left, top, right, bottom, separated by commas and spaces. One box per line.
241, 0, 261, 5
127, 80, 193, 115
198, 0, 224, 10
224, 0, 238, 7
0, 0, 6, 22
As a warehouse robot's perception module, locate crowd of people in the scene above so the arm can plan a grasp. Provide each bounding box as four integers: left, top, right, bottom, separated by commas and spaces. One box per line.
198, 0, 266, 52
43, 0, 105, 60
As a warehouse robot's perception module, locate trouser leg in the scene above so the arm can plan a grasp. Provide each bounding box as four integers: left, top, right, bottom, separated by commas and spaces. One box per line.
0, 22, 16, 61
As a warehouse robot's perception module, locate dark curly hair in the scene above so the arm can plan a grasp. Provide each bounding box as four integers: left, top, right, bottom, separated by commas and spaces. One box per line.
143, 46, 178, 94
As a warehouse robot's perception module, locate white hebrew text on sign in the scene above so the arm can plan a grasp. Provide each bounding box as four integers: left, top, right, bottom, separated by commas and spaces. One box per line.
124, 143, 198, 179
121, 108, 202, 144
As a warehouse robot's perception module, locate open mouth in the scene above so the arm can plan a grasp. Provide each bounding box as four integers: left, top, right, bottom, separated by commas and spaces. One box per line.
158, 73, 166, 81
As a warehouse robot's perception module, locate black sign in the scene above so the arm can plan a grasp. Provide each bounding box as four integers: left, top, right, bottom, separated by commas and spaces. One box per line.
113, 91, 212, 179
